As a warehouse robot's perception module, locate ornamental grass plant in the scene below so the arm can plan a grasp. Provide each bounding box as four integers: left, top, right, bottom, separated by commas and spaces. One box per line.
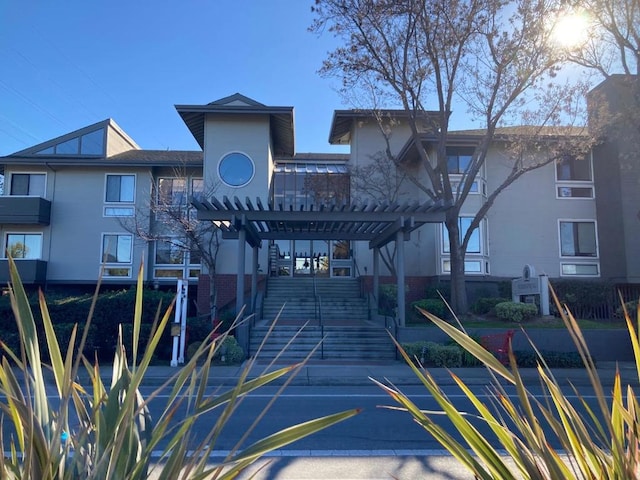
378, 286, 640, 479
0, 257, 358, 479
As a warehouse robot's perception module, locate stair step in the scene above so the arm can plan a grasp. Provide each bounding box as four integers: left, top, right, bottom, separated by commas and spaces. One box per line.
257, 277, 383, 361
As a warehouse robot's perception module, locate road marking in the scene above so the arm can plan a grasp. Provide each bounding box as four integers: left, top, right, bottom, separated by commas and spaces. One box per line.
148, 448, 476, 458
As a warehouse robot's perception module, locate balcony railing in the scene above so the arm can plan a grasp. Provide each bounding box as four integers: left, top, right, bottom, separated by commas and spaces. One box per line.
0, 259, 47, 284
0, 197, 51, 225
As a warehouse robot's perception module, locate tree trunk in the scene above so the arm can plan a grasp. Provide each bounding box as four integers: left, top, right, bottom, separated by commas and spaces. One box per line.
209, 271, 218, 328
446, 214, 469, 315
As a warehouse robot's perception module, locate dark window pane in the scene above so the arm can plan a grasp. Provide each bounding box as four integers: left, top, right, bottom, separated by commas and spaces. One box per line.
106, 176, 121, 202
10, 174, 29, 195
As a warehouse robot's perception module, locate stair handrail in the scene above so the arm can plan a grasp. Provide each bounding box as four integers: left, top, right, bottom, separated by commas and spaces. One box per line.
312, 272, 323, 327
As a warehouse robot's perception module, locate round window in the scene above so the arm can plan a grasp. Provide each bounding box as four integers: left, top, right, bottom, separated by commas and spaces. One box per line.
218, 152, 255, 187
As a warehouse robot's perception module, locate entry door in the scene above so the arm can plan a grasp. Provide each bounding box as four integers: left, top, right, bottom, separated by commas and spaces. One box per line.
293, 240, 329, 276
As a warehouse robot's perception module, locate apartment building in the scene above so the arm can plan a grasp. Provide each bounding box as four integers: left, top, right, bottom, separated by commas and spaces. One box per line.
0, 77, 636, 321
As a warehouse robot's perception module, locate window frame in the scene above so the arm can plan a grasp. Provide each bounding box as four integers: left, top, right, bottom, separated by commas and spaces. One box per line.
555, 153, 593, 182
555, 152, 595, 200
441, 217, 483, 255
100, 233, 133, 265
153, 237, 201, 280
9, 172, 47, 197
558, 219, 599, 258
560, 263, 600, 277
218, 151, 255, 188
104, 174, 136, 204
4, 232, 43, 259
446, 146, 475, 175
157, 177, 188, 207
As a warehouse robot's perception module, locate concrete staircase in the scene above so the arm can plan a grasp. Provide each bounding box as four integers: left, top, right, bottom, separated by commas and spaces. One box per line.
261, 277, 369, 323
250, 277, 396, 362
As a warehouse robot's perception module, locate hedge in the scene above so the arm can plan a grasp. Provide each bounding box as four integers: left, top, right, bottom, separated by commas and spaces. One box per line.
495, 301, 538, 322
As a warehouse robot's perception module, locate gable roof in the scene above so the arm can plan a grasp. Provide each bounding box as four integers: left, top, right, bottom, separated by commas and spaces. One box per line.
329, 109, 443, 145
8, 119, 138, 158
175, 93, 295, 156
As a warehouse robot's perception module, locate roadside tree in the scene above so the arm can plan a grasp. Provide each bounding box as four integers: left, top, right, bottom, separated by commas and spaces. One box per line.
311, 0, 597, 314
120, 165, 221, 324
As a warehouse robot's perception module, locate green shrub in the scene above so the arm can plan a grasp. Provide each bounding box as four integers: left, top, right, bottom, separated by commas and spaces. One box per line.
427, 343, 462, 367
0, 257, 358, 478
215, 335, 245, 364
411, 298, 446, 323
186, 341, 202, 360
384, 283, 640, 480
614, 300, 638, 319
0, 287, 178, 362
424, 283, 451, 301
400, 340, 462, 367
188, 315, 214, 341
447, 337, 482, 366
513, 350, 586, 368
552, 279, 614, 319
495, 301, 538, 322
378, 284, 398, 315
401, 340, 429, 360
471, 297, 511, 315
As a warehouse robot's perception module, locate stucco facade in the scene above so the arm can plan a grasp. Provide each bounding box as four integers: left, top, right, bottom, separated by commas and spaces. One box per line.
0, 80, 637, 317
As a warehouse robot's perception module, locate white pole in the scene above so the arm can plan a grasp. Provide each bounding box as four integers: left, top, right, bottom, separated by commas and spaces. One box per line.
171, 279, 187, 367
179, 279, 188, 364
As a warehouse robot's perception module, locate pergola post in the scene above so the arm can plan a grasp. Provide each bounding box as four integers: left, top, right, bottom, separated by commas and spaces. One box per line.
236, 228, 248, 352
396, 229, 406, 327
251, 245, 259, 313
373, 247, 380, 312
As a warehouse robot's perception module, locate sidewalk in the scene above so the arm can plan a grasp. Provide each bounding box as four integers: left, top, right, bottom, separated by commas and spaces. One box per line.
101, 359, 639, 388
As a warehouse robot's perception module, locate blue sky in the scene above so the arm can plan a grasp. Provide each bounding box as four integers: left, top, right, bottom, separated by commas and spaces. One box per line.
0, 1, 352, 156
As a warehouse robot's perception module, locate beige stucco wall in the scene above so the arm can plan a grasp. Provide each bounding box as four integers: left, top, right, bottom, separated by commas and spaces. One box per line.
203, 114, 272, 275
349, 118, 439, 277
486, 147, 597, 278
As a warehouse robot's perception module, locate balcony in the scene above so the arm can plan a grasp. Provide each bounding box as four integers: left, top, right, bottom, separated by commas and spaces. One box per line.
0, 259, 47, 284
0, 197, 51, 225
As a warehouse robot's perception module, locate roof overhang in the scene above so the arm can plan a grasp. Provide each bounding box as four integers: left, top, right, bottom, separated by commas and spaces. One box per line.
175, 104, 295, 156
193, 195, 450, 249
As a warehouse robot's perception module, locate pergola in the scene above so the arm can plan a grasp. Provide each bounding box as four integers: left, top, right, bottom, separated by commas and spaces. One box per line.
193, 195, 450, 326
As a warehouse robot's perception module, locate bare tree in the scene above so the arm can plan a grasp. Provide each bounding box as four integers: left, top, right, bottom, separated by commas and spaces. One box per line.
120, 167, 221, 322
311, 0, 597, 314
351, 151, 410, 275
565, 0, 639, 77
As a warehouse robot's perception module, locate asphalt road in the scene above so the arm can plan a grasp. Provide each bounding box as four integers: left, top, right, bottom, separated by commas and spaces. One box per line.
9, 383, 611, 479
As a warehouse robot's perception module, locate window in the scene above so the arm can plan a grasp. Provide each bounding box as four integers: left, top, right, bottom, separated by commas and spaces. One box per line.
105, 175, 135, 203
104, 206, 134, 217
153, 238, 201, 279
101, 234, 132, 263
218, 152, 255, 187
10, 173, 46, 196
561, 263, 599, 276
556, 154, 592, 181
442, 260, 483, 273
442, 217, 481, 254
558, 186, 594, 198
192, 178, 204, 200
155, 239, 185, 265
80, 129, 104, 155
158, 178, 187, 206
5, 233, 42, 259
446, 146, 474, 174
559, 221, 597, 257
34, 128, 105, 156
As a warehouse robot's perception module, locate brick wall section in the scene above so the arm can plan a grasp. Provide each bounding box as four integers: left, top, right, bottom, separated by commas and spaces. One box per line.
197, 274, 266, 318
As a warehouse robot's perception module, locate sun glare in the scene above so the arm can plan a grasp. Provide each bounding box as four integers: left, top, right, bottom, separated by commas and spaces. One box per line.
552, 12, 590, 49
